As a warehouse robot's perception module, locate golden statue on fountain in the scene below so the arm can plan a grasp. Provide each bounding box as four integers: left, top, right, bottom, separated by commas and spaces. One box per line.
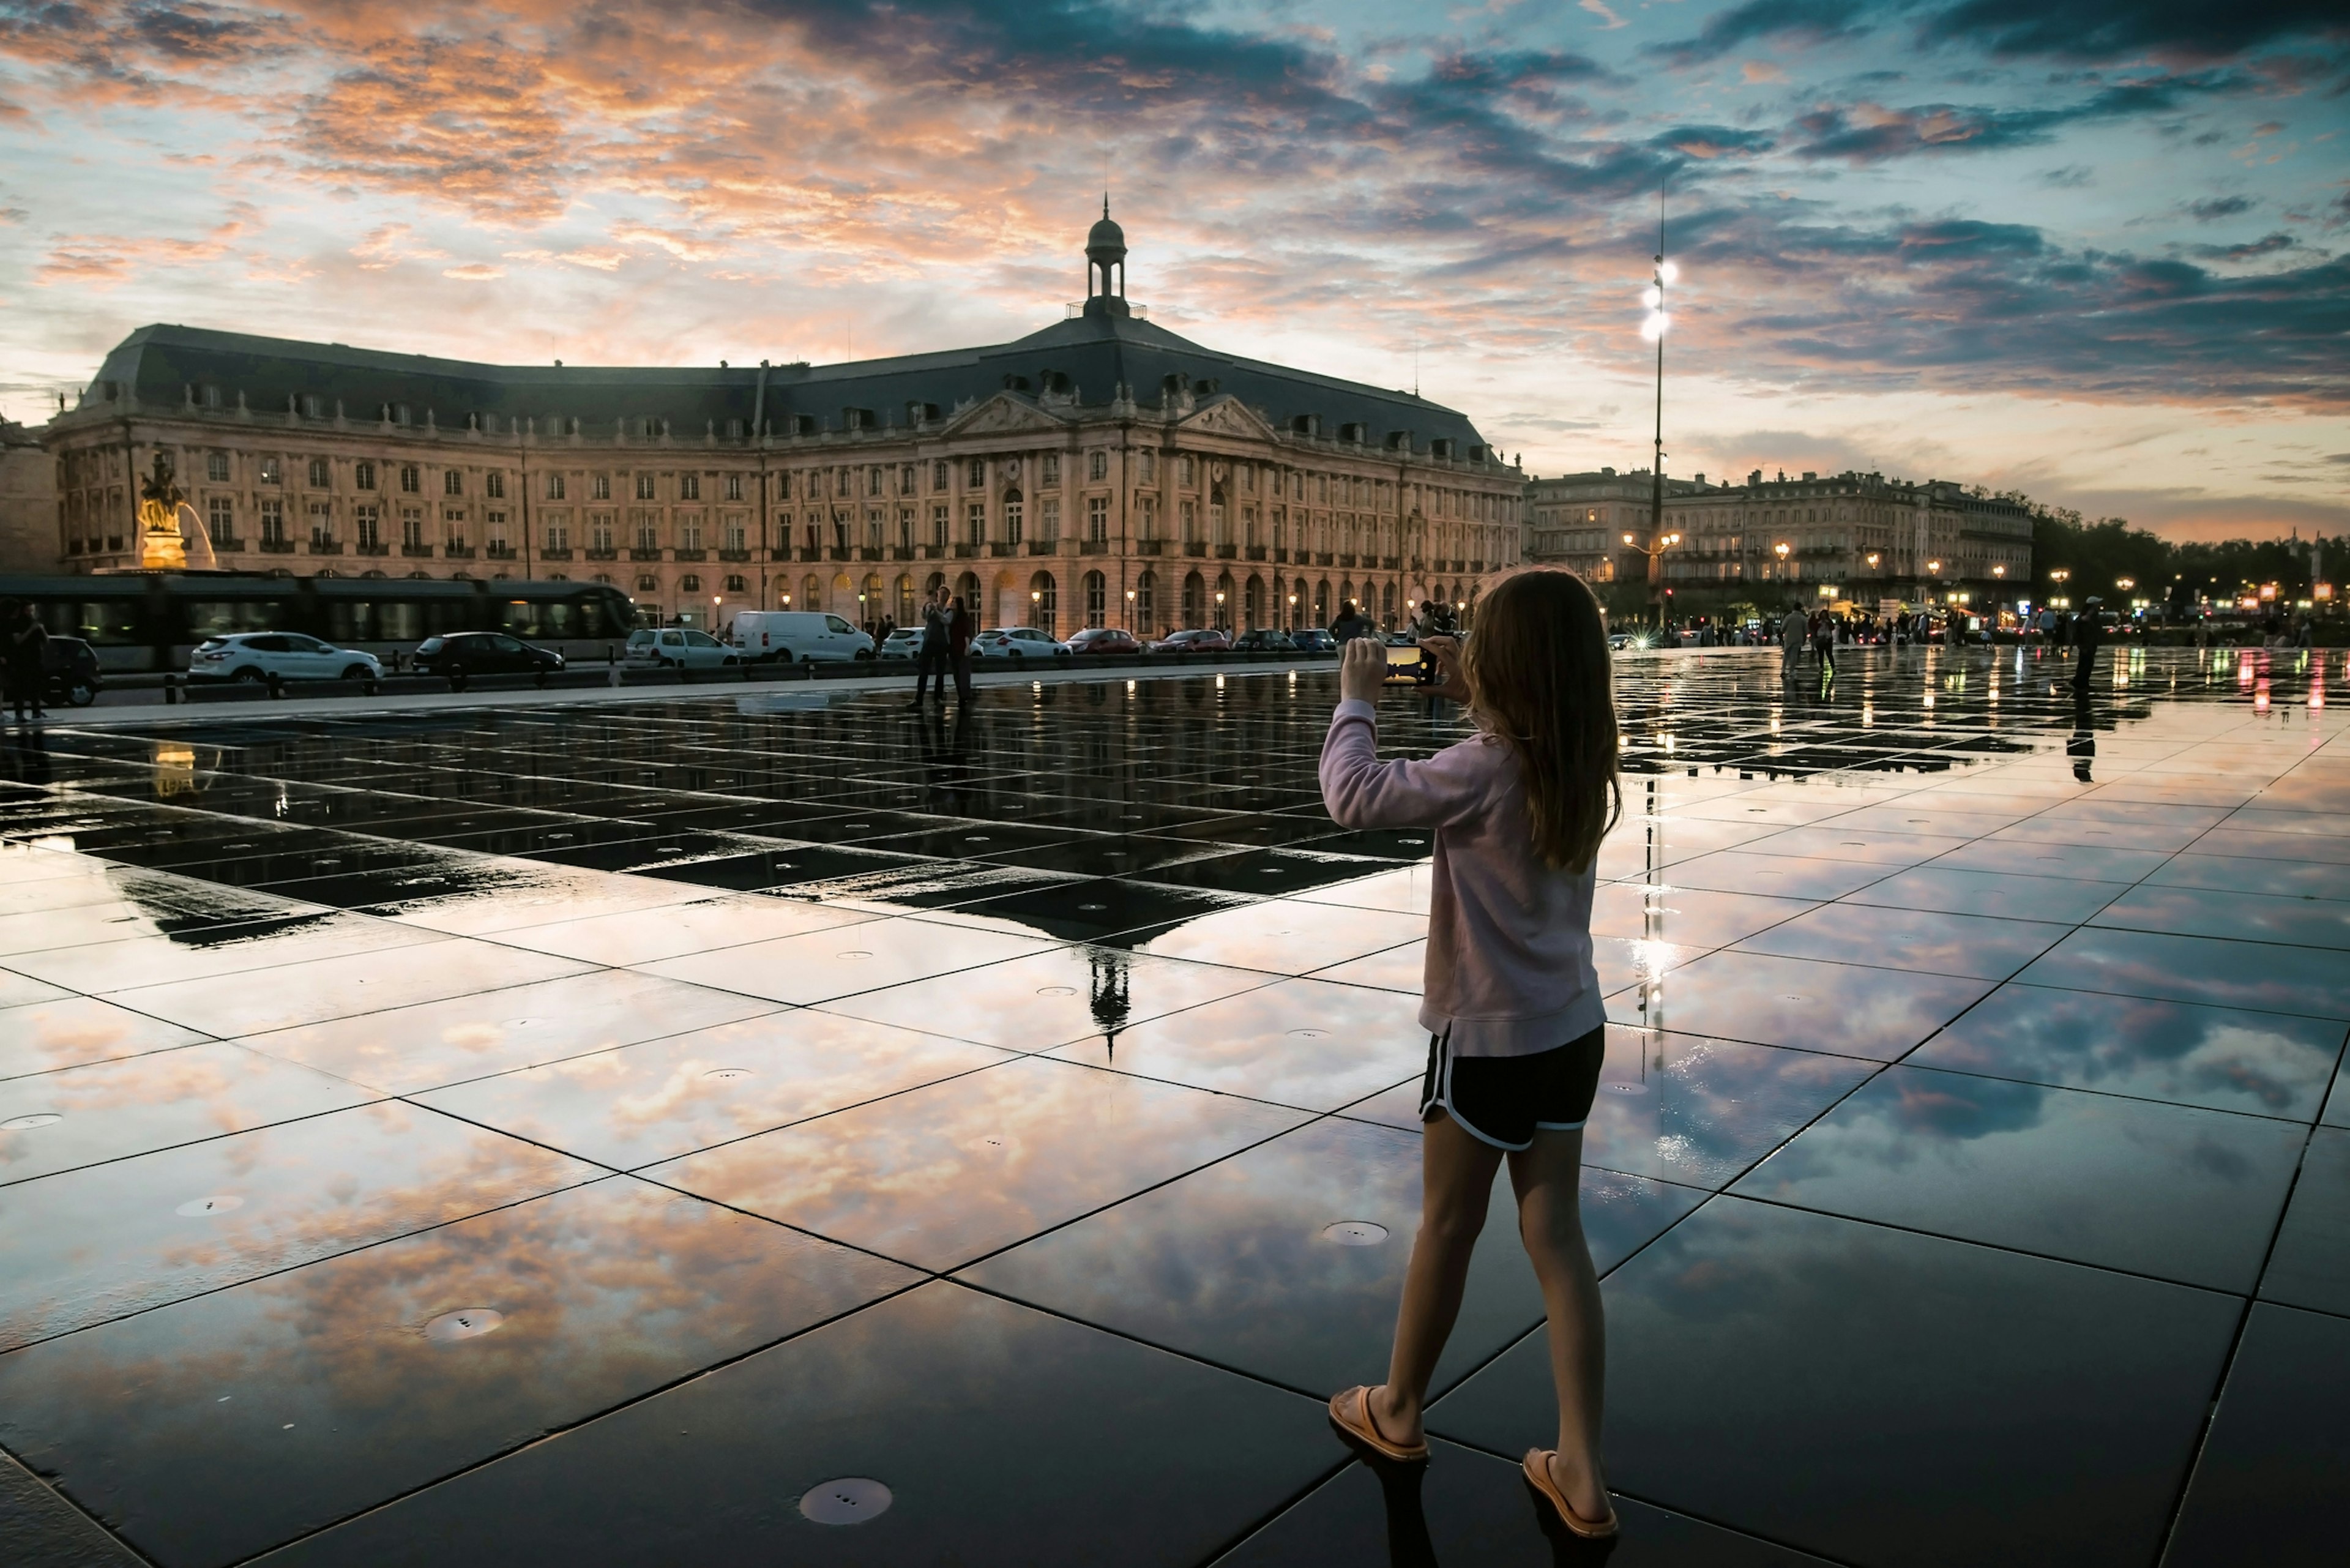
135, 452, 217, 570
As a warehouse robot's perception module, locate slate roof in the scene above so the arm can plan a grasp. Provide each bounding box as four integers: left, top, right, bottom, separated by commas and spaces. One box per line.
83, 307, 1498, 457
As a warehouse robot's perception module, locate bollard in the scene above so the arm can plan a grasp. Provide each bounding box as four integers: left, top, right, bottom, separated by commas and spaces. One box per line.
163, 674, 179, 706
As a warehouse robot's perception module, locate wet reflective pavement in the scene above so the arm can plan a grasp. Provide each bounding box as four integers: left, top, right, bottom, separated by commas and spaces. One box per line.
0, 644, 2344, 1566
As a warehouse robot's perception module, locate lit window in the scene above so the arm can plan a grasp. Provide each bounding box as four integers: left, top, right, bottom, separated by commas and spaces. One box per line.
259, 457, 282, 485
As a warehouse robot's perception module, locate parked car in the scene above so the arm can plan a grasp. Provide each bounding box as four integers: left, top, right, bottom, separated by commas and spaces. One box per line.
187, 632, 383, 684
1231, 629, 1296, 652
878, 627, 925, 660
1150, 629, 1231, 654
726, 610, 875, 663
42, 636, 102, 707
412, 631, 564, 681
625, 627, 740, 671
973, 627, 1072, 659
1066, 627, 1143, 657
1289, 628, 1337, 652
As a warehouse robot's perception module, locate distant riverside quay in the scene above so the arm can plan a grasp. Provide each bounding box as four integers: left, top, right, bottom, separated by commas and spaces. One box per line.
28, 211, 1523, 638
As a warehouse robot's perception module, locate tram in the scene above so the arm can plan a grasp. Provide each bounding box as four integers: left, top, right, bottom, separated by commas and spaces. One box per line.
0, 572, 638, 674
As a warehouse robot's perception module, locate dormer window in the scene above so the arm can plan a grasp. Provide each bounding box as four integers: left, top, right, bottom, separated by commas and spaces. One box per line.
302, 395, 325, 419
200, 386, 222, 409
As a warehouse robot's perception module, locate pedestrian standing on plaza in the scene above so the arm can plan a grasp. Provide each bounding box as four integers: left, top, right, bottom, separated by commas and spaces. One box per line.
909, 587, 950, 707
948, 593, 975, 706
1779, 604, 1804, 680
2072, 596, 2106, 689
1812, 611, 1837, 674
1319, 566, 1622, 1540
5, 602, 46, 724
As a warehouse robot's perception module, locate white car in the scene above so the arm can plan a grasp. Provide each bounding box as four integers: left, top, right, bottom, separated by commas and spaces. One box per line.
972, 627, 1072, 659
878, 628, 925, 661
625, 627, 740, 671
188, 632, 383, 684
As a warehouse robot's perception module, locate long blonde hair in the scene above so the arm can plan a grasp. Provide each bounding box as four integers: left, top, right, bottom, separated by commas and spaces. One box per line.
1460, 568, 1621, 872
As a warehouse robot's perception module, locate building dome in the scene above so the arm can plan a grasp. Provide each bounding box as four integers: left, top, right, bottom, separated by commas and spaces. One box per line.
1086, 201, 1126, 258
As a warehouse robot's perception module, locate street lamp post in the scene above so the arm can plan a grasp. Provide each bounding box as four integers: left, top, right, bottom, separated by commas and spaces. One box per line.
1638, 189, 1677, 631
1623, 530, 1681, 623
1774, 541, 1789, 583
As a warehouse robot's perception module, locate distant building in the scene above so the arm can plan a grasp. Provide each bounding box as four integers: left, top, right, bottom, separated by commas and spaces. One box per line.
0, 418, 56, 574
40, 210, 1522, 634
1526, 466, 2032, 605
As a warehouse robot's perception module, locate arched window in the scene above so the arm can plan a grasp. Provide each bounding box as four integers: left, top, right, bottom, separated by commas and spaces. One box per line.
1315, 579, 1331, 625
1214, 571, 1234, 631
1031, 570, 1058, 635
862, 574, 883, 622
1083, 570, 1106, 627
1381, 581, 1396, 625
800, 573, 820, 610
725, 574, 746, 594
895, 574, 916, 624
1136, 569, 1157, 631
1181, 570, 1206, 628
1244, 575, 1264, 629
679, 574, 700, 593
954, 570, 980, 613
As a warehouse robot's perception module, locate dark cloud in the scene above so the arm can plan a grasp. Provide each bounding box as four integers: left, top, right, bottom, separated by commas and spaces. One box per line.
2037, 165, 2094, 187
1652, 124, 1778, 159
1785, 72, 2245, 163
1918, 0, 2350, 62
1643, 0, 1873, 69
2184, 194, 2254, 221
2189, 231, 2298, 261
1684, 205, 2350, 404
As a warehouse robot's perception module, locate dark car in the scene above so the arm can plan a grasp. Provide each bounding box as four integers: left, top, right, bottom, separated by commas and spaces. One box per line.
1150, 629, 1231, 654
414, 631, 565, 682
42, 636, 102, 707
1231, 629, 1295, 652
1067, 627, 1143, 656
1289, 627, 1338, 653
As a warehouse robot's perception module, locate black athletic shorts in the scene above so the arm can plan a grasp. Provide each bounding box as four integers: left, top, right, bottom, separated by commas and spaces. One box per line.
1419, 1024, 1606, 1151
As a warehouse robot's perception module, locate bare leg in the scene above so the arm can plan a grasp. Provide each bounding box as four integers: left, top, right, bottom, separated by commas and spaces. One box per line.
1369, 1110, 1505, 1446
1509, 1127, 1609, 1521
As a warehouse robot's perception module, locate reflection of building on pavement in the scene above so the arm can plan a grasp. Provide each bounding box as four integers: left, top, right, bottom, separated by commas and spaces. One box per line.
1090, 946, 1133, 1059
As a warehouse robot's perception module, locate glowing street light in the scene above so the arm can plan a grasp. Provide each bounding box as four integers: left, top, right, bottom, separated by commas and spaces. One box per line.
1638, 185, 1677, 627
1866, 552, 1881, 570
1774, 540, 1789, 580
2115, 577, 2135, 592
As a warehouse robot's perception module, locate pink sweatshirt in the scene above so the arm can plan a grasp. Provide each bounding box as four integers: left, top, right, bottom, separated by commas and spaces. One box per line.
1319, 698, 1603, 1058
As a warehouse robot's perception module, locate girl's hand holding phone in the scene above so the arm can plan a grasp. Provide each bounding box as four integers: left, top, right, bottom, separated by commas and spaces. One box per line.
1418, 635, 1471, 704
1339, 637, 1387, 704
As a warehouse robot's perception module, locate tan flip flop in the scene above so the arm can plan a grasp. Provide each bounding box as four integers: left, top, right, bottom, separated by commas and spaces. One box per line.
1327, 1386, 1428, 1464
1522, 1449, 1618, 1539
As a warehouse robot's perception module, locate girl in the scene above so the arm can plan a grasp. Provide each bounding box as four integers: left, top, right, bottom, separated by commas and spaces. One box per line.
1319, 567, 1622, 1539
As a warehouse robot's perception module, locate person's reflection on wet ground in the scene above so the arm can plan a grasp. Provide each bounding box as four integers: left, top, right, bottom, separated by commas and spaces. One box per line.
1365, 1459, 1620, 1567
2068, 685, 2097, 782
1, 720, 51, 787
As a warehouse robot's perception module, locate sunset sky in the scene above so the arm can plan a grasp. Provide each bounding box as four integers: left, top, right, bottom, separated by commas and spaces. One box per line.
1, 0, 2343, 540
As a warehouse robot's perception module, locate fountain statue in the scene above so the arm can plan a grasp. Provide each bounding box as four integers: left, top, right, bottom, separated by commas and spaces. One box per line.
135, 452, 217, 570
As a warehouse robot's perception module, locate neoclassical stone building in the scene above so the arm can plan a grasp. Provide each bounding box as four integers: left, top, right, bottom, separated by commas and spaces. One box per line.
44, 212, 1523, 635
1526, 466, 2032, 608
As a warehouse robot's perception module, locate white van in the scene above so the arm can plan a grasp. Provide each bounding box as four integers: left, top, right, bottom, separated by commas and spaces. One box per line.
728, 610, 876, 664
